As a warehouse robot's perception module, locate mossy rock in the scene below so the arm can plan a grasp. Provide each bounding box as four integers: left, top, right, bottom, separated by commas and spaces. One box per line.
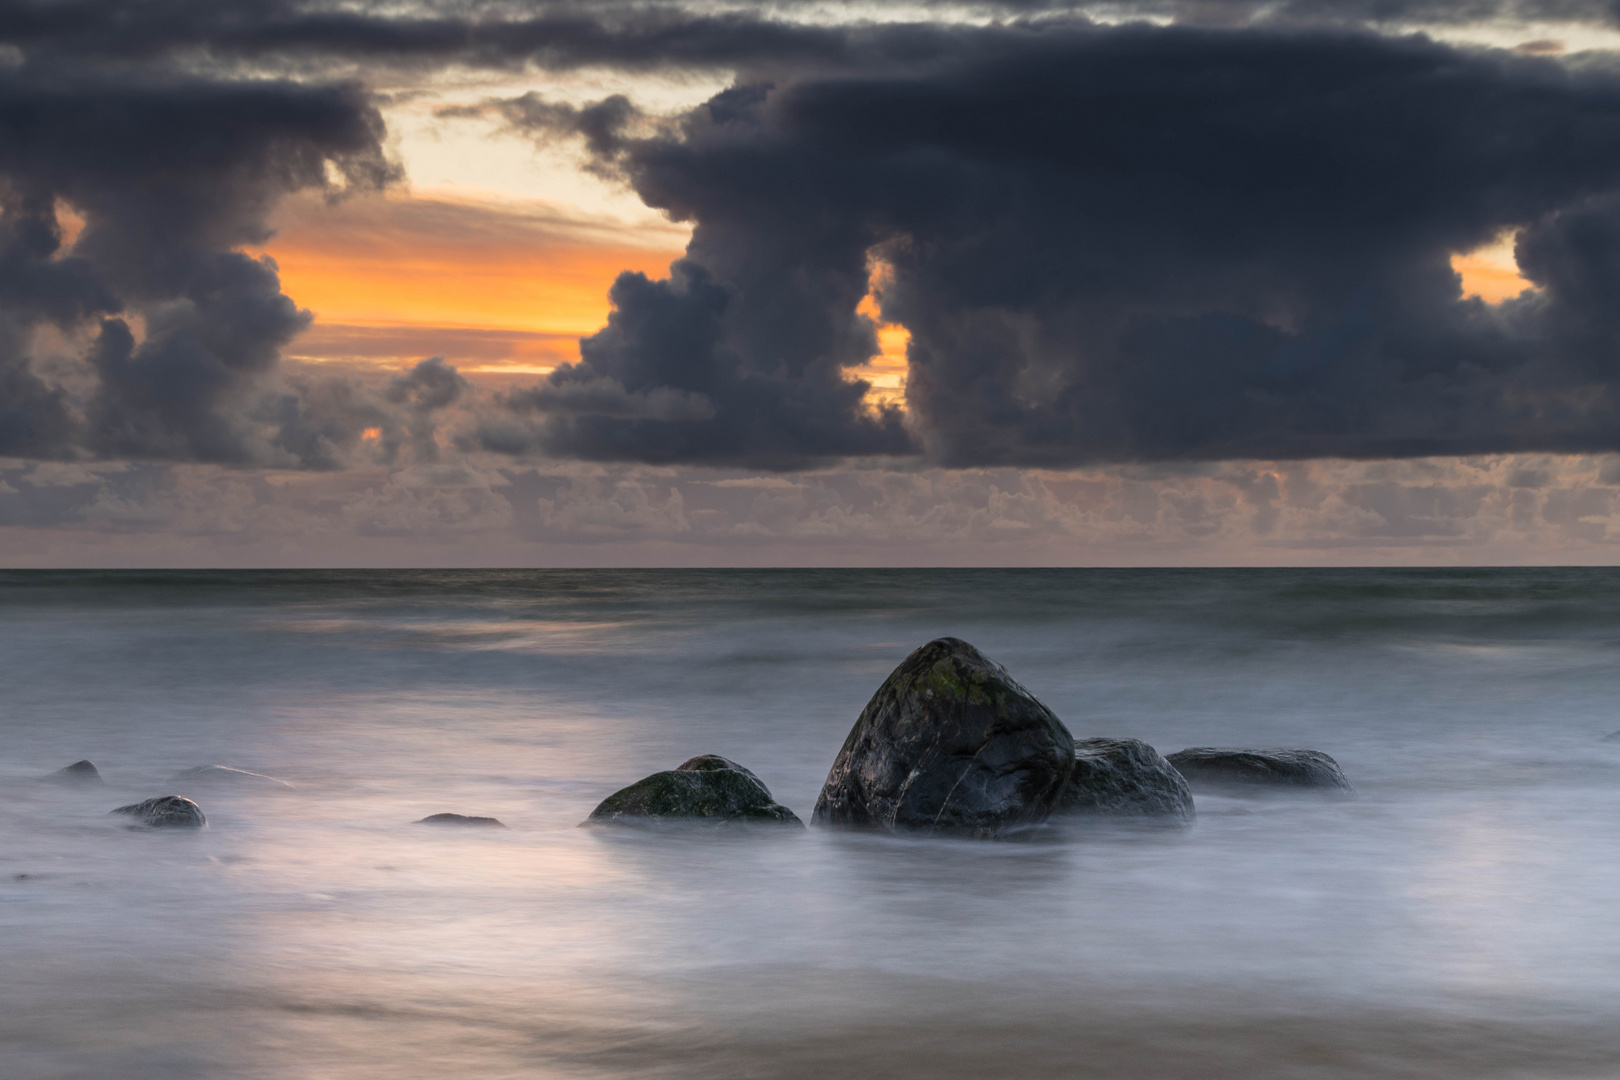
1164, 748, 1352, 793
584, 759, 802, 828
1056, 737, 1194, 825
812, 637, 1075, 838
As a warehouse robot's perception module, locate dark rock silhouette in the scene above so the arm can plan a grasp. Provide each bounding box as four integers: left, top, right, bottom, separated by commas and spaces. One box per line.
812, 637, 1075, 838
168, 765, 293, 790
1165, 748, 1352, 793
416, 813, 506, 828
1056, 738, 1195, 825
112, 795, 207, 828
1603, 731, 1620, 742
585, 756, 801, 828
44, 760, 103, 785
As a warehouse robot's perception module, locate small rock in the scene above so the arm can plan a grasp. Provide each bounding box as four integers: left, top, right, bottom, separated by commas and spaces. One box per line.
168, 765, 293, 790
1164, 748, 1352, 793
43, 760, 103, 785
1055, 738, 1195, 825
415, 813, 506, 828
111, 795, 207, 828
812, 637, 1075, 838
585, 757, 801, 828
1602, 731, 1620, 742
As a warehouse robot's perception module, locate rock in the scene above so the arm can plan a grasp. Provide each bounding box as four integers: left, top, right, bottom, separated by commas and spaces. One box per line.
1164, 748, 1352, 793
43, 760, 103, 785
1055, 738, 1195, 825
584, 758, 802, 828
811, 637, 1075, 838
1603, 730, 1620, 742
416, 813, 506, 828
111, 795, 207, 828
677, 754, 764, 787
168, 765, 293, 790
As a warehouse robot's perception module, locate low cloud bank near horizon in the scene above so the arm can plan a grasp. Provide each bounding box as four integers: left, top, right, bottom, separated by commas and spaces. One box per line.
6, 452, 1620, 566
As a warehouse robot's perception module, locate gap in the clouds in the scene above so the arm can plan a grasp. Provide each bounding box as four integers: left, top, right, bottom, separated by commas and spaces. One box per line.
256, 189, 686, 374
848, 251, 911, 413
1452, 229, 1533, 304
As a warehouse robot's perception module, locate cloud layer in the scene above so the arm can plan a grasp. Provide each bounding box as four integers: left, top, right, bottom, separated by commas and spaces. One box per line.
489, 24, 1620, 467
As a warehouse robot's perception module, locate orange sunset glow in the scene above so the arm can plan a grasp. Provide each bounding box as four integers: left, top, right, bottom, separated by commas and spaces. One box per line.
260, 192, 687, 372
1453, 232, 1534, 303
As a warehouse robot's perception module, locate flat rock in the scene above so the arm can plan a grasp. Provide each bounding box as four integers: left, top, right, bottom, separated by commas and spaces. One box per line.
112, 795, 207, 828
811, 637, 1075, 838
1055, 738, 1195, 825
1164, 747, 1352, 793
585, 758, 801, 828
43, 760, 103, 785
416, 813, 506, 828
168, 765, 293, 790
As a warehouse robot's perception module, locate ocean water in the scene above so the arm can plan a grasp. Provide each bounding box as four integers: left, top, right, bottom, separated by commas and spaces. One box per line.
3, 568, 1620, 1079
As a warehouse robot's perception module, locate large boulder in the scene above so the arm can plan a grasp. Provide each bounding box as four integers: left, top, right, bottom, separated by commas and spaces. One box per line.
1164, 748, 1352, 793
43, 760, 103, 785
1055, 738, 1195, 825
112, 795, 207, 828
812, 638, 1075, 838
168, 765, 293, 790
584, 755, 801, 828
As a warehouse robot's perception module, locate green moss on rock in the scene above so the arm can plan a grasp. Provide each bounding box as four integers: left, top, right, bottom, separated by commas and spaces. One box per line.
584, 759, 802, 828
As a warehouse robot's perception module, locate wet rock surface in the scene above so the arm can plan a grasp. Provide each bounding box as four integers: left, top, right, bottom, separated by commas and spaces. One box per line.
585, 758, 801, 828
168, 765, 293, 790
44, 760, 103, 785
812, 637, 1075, 838
1056, 738, 1195, 825
112, 795, 207, 828
1165, 748, 1352, 792
416, 813, 506, 827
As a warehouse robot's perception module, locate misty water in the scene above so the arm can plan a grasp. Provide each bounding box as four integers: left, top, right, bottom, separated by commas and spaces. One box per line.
4, 568, 1620, 1079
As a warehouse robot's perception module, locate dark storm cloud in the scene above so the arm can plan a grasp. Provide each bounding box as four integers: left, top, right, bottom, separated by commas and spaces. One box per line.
4, 1, 1620, 72
0, 66, 399, 463
475, 24, 1620, 467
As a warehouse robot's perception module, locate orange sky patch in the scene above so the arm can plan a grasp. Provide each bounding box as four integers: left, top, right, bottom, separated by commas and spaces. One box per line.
1453, 232, 1534, 303
257, 191, 687, 371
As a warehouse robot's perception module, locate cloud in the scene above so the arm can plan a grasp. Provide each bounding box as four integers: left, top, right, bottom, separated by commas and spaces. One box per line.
466, 24, 1620, 467
0, 65, 400, 464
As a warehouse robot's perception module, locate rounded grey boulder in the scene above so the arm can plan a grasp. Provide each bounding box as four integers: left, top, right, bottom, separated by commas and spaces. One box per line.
1056, 738, 1195, 825
112, 795, 207, 828
812, 637, 1075, 839
168, 765, 293, 790
44, 760, 103, 785
416, 813, 506, 828
585, 757, 801, 828
1164, 748, 1352, 792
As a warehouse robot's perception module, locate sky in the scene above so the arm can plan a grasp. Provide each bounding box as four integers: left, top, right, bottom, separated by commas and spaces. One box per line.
12, 1, 1620, 565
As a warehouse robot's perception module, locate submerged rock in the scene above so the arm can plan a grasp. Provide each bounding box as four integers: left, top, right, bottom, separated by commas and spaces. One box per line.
1055, 738, 1195, 825
585, 757, 801, 828
111, 795, 207, 828
812, 637, 1075, 839
168, 765, 293, 790
416, 813, 506, 828
1164, 748, 1352, 793
43, 760, 103, 785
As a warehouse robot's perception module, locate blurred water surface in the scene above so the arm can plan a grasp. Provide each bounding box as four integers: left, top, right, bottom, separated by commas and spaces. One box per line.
3, 568, 1620, 1078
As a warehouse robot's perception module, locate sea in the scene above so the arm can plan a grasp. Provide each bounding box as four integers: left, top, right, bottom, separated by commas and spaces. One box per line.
3, 568, 1620, 1079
